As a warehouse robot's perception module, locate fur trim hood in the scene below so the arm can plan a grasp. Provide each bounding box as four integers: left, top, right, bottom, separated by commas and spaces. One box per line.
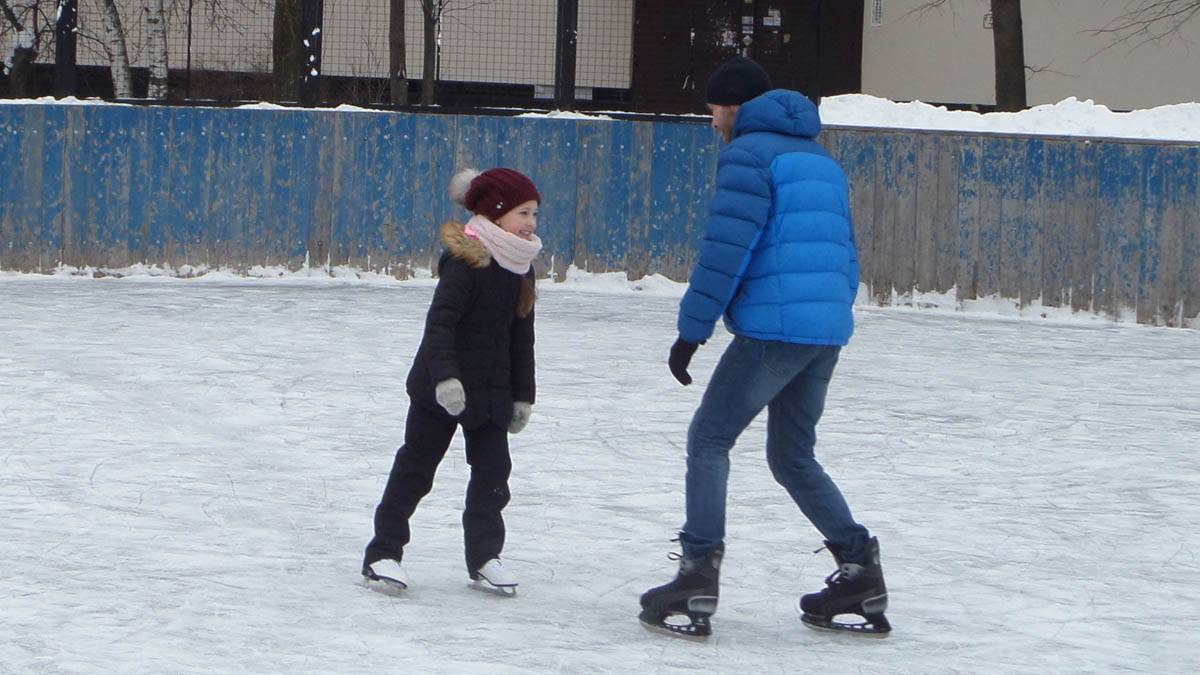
440, 220, 492, 269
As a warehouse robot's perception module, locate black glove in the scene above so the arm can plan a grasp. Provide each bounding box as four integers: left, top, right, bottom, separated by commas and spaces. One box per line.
668, 337, 700, 386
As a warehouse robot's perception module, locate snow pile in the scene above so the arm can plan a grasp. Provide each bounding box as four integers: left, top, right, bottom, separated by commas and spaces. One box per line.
4, 93, 1199, 142
515, 110, 614, 120
819, 94, 1200, 143
9, 263, 1179, 327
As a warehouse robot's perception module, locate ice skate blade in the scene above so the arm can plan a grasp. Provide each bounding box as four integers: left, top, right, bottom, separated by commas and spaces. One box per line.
638, 609, 711, 641
361, 575, 407, 596
470, 580, 517, 597
801, 612, 891, 638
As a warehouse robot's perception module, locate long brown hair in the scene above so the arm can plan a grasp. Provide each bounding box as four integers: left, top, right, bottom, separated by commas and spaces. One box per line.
517, 275, 537, 318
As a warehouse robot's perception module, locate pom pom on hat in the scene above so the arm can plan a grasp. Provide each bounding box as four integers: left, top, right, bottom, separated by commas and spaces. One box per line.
449, 168, 481, 207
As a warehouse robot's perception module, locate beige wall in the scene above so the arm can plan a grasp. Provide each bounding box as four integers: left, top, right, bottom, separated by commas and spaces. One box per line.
2, 0, 632, 89
862, 0, 1200, 110
322, 0, 564, 84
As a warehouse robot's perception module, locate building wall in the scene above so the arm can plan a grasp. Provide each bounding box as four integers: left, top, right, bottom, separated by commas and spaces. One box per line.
321, 0, 633, 89
862, 0, 1200, 110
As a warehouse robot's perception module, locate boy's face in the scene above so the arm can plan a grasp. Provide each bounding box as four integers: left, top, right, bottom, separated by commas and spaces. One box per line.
708, 103, 739, 143
496, 200, 539, 241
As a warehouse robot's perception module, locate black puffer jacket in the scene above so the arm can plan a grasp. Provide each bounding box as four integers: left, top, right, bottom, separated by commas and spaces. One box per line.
406, 221, 536, 430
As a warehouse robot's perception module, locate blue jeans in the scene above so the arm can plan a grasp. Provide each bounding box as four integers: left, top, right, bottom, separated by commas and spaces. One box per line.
681, 336, 871, 563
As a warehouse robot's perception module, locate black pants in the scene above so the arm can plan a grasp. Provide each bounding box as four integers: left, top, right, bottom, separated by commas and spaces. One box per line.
364, 401, 512, 574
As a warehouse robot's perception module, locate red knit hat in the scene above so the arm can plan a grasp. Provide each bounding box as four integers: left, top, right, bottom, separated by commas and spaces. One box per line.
449, 168, 541, 221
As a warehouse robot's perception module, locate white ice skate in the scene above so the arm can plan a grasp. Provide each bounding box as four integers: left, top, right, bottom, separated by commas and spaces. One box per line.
470, 558, 518, 597
363, 559, 409, 595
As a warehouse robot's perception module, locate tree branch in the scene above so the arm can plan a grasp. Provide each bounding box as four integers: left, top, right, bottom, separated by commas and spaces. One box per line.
0, 0, 22, 32
901, 0, 958, 21
900, 0, 973, 31
442, 0, 497, 16
1089, 0, 1200, 55
1026, 62, 1075, 79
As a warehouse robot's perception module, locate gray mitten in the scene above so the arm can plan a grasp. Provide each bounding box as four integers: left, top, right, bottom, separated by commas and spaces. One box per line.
435, 378, 466, 416
509, 401, 532, 434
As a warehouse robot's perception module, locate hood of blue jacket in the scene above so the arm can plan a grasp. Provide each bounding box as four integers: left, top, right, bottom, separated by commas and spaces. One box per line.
733, 89, 822, 140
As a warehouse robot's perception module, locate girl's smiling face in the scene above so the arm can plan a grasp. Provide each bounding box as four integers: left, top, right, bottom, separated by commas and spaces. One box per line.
496, 200, 539, 240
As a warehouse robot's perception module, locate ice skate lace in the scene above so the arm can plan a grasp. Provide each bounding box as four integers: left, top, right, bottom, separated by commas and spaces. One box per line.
813, 545, 854, 587
665, 536, 695, 571
666, 535, 683, 561
824, 568, 847, 587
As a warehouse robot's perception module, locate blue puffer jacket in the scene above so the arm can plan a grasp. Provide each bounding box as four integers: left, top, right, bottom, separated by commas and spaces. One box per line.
678, 89, 860, 346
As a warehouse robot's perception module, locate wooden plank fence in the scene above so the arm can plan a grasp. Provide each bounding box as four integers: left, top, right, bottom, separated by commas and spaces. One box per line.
1, 104, 1196, 326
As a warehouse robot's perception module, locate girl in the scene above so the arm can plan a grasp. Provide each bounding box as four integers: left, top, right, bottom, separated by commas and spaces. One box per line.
363, 167, 541, 596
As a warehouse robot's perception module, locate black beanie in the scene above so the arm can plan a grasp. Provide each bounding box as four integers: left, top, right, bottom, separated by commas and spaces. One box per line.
705, 56, 773, 106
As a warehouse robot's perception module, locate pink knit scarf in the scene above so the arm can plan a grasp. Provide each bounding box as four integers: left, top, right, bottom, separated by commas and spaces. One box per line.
464, 214, 543, 275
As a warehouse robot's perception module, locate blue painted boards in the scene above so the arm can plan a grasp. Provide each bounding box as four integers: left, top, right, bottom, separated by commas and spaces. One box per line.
0, 104, 1197, 327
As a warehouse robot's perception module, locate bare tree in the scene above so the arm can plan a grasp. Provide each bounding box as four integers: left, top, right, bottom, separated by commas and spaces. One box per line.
906, 0, 1028, 110
271, 0, 303, 100
389, 0, 406, 104
415, 1, 498, 105
81, 0, 169, 100
3, 0, 251, 102
144, 0, 168, 98
97, 0, 134, 97
0, 0, 17, 28
419, 0, 445, 105
1091, 0, 1200, 52
991, 0, 1026, 111
1, 0, 56, 97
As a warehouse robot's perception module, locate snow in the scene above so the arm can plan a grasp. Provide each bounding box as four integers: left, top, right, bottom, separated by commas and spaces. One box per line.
2, 81, 1199, 670
516, 110, 615, 121
15, 27, 34, 50
1, 273, 1198, 673
3, 93, 1199, 143
819, 94, 1200, 143
0, 95, 104, 106
523, 94, 1200, 143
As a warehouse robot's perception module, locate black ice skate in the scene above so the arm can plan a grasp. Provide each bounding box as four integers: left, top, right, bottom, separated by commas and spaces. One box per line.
799, 537, 891, 636
639, 543, 723, 640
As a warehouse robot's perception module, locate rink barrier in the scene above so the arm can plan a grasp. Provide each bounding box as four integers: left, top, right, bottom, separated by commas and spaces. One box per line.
824, 127, 1200, 327
0, 104, 1196, 326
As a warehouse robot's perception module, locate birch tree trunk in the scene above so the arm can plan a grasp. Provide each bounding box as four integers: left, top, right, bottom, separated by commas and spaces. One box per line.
419, 0, 438, 104
144, 0, 168, 98
98, 0, 134, 98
